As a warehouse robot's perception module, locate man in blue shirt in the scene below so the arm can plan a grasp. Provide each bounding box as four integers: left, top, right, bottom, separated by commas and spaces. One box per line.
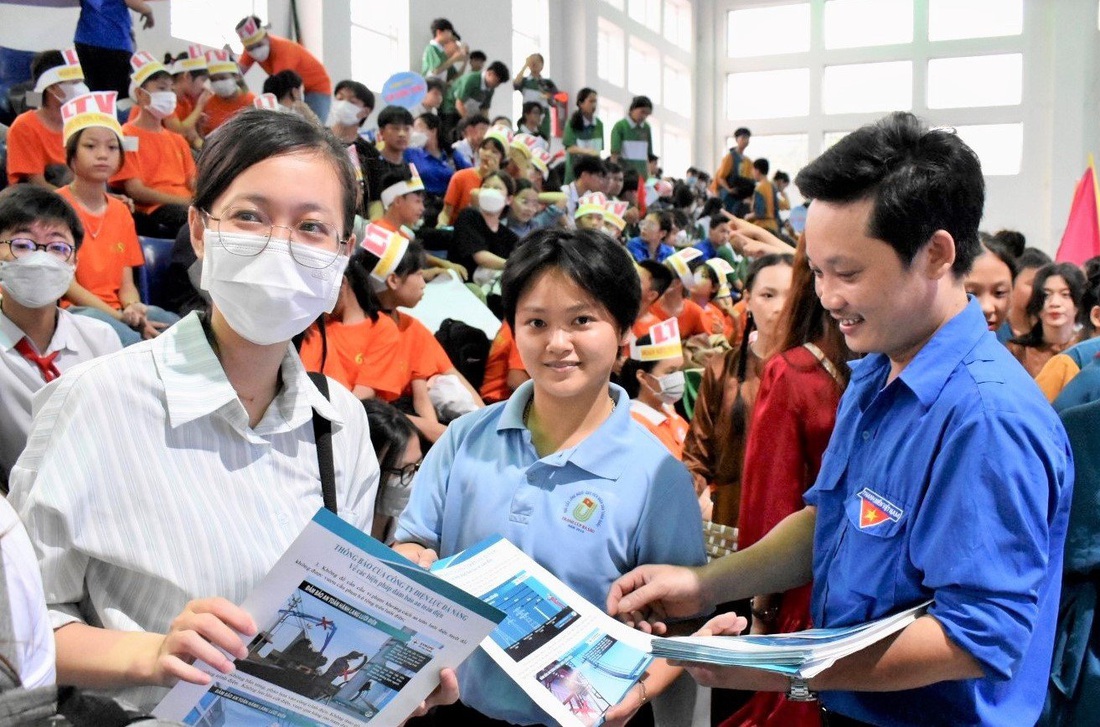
626, 210, 674, 263
607, 111, 1073, 726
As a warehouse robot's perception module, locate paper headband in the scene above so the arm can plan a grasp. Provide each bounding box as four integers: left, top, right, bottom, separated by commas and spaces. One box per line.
130, 51, 169, 94
666, 247, 704, 288
575, 191, 607, 220
603, 200, 629, 231
206, 49, 240, 76
172, 44, 208, 74
629, 318, 683, 362
380, 164, 426, 208
253, 93, 281, 111
360, 222, 410, 288
61, 91, 138, 151
32, 48, 83, 95
531, 149, 552, 178
702, 258, 736, 298
236, 16, 267, 47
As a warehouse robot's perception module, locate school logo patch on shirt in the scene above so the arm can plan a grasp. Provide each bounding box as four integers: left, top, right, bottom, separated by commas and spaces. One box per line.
562, 491, 605, 534
858, 488, 903, 529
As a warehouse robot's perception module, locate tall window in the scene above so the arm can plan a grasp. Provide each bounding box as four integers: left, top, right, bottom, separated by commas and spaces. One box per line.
628, 0, 662, 32
628, 39, 662, 104
662, 126, 691, 177
513, 0, 550, 122
664, 0, 692, 50
598, 20, 626, 87
171, 0, 269, 53
349, 0, 408, 92
664, 61, 691, 115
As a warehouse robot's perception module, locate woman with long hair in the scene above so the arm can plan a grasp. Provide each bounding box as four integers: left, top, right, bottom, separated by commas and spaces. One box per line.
561, 87, 603, 184
722, 238, 851, 727
1008, 262, 1087, 377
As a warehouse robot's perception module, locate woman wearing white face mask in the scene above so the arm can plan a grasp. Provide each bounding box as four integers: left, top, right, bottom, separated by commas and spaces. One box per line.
199, 49, 256, 137
5, 49, 90, 189
620, 322, 690, 459
0, 185, 121, 492
8, 108, 458, 720
450, 172, 519, 293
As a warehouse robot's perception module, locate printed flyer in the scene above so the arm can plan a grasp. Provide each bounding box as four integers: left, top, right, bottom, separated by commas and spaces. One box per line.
431, 536, 654, 727
154, 508, 504, 726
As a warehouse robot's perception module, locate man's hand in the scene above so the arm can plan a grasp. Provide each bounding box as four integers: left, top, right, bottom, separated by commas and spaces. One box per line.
606, 564, 712, 635
152, 597, 257, 687
602, 682, 647, 727
400, 668, 459, 724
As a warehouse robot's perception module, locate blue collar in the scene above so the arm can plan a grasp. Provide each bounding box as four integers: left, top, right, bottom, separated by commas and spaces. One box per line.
497, 380, 634, 480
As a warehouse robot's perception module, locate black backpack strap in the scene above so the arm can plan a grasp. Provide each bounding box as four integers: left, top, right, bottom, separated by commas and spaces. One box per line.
307, 371, 337, 515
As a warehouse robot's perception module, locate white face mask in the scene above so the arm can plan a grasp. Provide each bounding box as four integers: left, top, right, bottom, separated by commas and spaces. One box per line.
674, 230, 688, 246
249, 43, 270, 62
199, 230, 348, 345
145, 90, 178, 119
409, 130, 428, 149
478, 188, 506, 214
650, 370, 685, 404
328, 99, 362, 127
53, 81, 90, 104
0, 251, 75, 308
211, 78, 239, 98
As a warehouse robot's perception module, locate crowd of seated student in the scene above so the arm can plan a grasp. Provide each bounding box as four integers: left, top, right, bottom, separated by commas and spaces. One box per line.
9, 11, 1100, 727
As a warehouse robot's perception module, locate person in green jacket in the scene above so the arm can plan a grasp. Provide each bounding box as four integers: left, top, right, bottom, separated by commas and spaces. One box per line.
562, 87, 604, 184
610, 95, 653, 179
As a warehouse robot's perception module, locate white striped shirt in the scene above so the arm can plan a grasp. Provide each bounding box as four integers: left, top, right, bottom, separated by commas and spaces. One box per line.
8, 312, 379, 711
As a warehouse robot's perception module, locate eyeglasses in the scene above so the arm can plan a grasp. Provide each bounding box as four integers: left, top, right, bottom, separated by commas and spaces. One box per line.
384, 460, 421, 486
1, 238, 75, 261
204, 207, 346, 269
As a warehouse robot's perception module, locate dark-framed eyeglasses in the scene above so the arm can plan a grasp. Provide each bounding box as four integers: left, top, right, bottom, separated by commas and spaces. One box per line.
202, 207, 346, 269
384, 461, 421, 486
1, 238, 75, 261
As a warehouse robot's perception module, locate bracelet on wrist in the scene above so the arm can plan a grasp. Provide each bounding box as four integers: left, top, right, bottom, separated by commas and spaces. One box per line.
636, 679, 648, 705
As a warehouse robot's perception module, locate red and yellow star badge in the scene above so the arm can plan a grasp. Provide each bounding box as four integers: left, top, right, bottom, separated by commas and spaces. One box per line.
857, 488, 903, 529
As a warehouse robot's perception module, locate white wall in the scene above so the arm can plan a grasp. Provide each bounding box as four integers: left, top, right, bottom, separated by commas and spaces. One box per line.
696, 0, 1100, 254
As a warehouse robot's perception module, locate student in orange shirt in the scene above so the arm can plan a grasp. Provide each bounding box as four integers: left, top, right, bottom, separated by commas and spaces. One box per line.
438, 134, 506, 226
200, 49, 256, 137
621, 320, 690, 460
6, 50, 88, 188
298, 249, 404, 400
163, 45, 213, 149
690, 258, 740, 344
358, 228, 485, 442
632, 259, 673, 339
111, 52, 196, 239
57, 90, 179, 346
640, 248, 715, 340
235, 15, 332, 122
479, 322, 529, 403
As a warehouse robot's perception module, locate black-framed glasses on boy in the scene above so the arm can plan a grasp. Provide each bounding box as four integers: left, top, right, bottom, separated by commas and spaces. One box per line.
384, 461, 422, 486
1, 238, 75, 261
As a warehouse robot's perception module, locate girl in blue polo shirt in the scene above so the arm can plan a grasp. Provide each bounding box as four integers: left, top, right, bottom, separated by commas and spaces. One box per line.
395, 228, 707, 726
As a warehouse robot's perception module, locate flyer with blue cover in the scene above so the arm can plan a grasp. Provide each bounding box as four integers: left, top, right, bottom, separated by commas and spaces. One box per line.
154, 508, 504, 726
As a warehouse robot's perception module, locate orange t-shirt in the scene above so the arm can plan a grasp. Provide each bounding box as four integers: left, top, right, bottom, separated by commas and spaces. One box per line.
57, 187, 144, 310
240, 36, 332, 95
480, 322, 526, 403
112, 123, 196, 214
6, 110, 65, 185
126, 95, 194, 125
299, 316, 404, 399
650, 298, 709, 338
201, 91, 256, 137
699, 301, 736, 341
443, 167, 483, 219
392, 311, 455, 397
630, 400, 690, 460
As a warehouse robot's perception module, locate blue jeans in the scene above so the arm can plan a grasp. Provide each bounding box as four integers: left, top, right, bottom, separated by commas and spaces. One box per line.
305, 91, 331, 123
69, 305, 179, 347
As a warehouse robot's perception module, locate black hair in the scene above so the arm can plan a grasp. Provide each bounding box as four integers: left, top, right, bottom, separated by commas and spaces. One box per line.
734, 127, 751, 138
733, 252, 795, 405
670, 209, 690, 231
520, 101, 543, 125
0, 184, 84, 249
1084, 257, 1100, 327
194, 109, 358, 238
773, 170, 789, 184
165, 51, 209, 79
671, 182, 695, 210
480, 136, 507, 159
700, 196, 724, 220
573, 155, 606, 179
469, 50, 487, 62
1013, 262, 1088, 347
629, 95, 653, 112
753, 157, 770, 175
31, 50, 64, 85
379, 166, 414, 195
513, 177, 534, 195
992, 229, 1026, 258
648, 209, 674, 235
976, 236, 1018, 281
502, 228, 640, 335
486, 61, 510, 81
333, 79, 374, 113
363, 398, 417, 476
709, 213, 729, 231
64, 127, 125, 175
604, 161, 622, 176
619, 334, 659, 399
1017, 247, 1052, 273
795, 111, 984, 277
430, 17, 455, 34
482, 171, 516, 196
262, 69, 303, 102
569, 87, 598, 131
378, 105, 414, 129
638, 259, 673, 298
343, 249, 385, 320
425, 77, 445, 94
621, 168, 640, 196
416, 112, 440, 133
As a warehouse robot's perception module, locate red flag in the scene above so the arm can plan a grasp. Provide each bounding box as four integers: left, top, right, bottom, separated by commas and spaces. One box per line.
1055, 157, 1100, 266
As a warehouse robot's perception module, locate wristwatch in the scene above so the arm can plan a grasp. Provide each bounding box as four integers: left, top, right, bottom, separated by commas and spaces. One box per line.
786, 675, 818, 702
